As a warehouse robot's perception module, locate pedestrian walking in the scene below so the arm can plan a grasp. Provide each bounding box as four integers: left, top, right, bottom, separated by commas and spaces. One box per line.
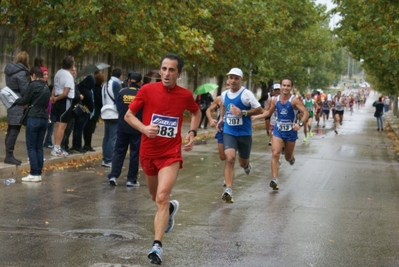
3, 51, 30, 165
217, 67, 263, 203
101, 68, 123, 168
124, 53, 201, 265
13, 66, 50, 182
252, 78, 308, 190
51, 55, 75, 157
373, 96, 384, 132
107, 71, 142, 187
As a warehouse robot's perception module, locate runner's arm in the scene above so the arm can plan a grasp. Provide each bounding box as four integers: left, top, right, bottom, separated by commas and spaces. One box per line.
206, 96, 220, 127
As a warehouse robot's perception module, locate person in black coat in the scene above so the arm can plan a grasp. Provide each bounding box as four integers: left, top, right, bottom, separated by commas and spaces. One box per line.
13, 66, 50, 182
70, 75, 95, 152
83, 70, 104, 151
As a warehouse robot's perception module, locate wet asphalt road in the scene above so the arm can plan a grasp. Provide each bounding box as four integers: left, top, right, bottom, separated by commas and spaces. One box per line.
1, 95, 399, 267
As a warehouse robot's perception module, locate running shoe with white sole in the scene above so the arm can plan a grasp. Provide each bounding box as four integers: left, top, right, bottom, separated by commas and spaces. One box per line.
109, 177, 117, 186
126, 181, 140, 187
270, 178, 279, 190
148, 243, 163, 265
221, 187, 234, 203
102, 161, 112, 168
244, 163, 252, 175
165, 200, 179, 233
51, 147, 65, 157
289, 157, 295, 166
21, 174, 42, 182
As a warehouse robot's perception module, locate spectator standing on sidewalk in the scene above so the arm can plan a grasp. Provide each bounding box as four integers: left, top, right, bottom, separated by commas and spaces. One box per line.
217, 67, 263, 203
124, 53, 200, 265
70, 75, 95, 153
101, 68, 123, 167
373, 96, 385, 132
83, 71, 104, 152
41, 67, 56, 149
108, 71, 142, 187
51, 55, 75, 157
13, 66, 50, 182
3, 51, 30, 165
197, 92, 213, 129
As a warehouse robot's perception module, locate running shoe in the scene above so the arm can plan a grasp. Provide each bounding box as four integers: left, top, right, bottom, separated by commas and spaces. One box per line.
109, 177, 117, 186
148, 243, 163, 265
334, 129, 338, 135
21, 174, 42, 182
270, 178, 279, 190
221, 188, 234, 203
289, 157, 295, 166
268, 140, 272, 146
303, 137, 307, 142
309, 131, 313, 138
102, 161, 112, 168
51, 147, 65, 157
223, 180, 226, 187
126, 181, 140, 187
244, 163, 252, 175
165, 200, 179, 233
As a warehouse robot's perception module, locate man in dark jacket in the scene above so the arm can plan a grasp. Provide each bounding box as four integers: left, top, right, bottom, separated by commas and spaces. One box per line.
108, 71, 142, 187
4, 51, 30, 165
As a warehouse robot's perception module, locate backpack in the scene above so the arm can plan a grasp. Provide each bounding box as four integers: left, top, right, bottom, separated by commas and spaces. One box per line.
0, 86, 19, 109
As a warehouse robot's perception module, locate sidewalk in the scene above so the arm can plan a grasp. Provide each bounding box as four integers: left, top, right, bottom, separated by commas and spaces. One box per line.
0, 120, 219, 178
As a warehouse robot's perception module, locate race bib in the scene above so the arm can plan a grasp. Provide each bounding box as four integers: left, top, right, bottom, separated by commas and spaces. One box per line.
276, 121, 293, 131
225, 113, 243, 126
151, 114, 179, 138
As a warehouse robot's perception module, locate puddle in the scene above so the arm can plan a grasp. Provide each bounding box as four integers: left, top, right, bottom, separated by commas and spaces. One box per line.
62, 229, 142, 241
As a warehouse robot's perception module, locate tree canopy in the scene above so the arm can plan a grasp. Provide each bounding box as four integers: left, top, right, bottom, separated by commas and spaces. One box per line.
1, 0, 343, 92
333, 0, 399, 95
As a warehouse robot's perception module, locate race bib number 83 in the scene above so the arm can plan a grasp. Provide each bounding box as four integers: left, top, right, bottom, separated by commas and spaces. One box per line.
151, 114, 179, 138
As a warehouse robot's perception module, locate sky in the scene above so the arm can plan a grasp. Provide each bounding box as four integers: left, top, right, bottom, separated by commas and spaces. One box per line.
314, 0, 340, 29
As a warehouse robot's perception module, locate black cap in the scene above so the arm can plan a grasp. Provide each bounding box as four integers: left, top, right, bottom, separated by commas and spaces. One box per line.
128, 71, 142, 83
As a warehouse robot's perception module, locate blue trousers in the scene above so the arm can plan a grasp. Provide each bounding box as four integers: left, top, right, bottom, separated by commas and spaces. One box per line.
108, 130, 141, 182
26, 117, 48, 175
102, 120, 118, 163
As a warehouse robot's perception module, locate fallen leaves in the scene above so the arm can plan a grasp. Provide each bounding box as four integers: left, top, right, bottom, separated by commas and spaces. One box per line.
21, 154, 103, 174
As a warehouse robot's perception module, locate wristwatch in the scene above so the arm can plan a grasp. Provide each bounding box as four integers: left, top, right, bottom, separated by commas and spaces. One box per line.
242, 110, 248, 116
188, 129, 197, 137
298, 121, 304, 127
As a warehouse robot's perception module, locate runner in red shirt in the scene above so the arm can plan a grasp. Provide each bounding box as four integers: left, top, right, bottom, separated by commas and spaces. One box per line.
125, 53, 201, 265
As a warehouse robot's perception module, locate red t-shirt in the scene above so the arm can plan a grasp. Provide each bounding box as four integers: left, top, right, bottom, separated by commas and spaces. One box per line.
128, 82, 199, 158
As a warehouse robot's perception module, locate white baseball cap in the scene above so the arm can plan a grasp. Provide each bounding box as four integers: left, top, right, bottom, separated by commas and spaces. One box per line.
227, 67, 243, 78
273, 84, 281, 90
